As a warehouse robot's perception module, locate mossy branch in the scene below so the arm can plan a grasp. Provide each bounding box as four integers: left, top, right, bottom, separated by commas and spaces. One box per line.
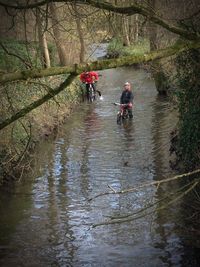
1, 40, 200, 84
1, 41, 200, 131
0, 74, 76, 131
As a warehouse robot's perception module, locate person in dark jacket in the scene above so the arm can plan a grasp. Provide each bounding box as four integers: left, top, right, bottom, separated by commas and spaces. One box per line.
120, 82, 134, 118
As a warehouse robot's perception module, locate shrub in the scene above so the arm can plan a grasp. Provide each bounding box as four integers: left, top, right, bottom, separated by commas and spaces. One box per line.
174, 49, 200, 169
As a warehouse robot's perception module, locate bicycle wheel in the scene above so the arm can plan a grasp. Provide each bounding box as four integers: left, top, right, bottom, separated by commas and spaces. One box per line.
117, 112, 122, 125
88, 86, 95, 102
122, 109, 129, 120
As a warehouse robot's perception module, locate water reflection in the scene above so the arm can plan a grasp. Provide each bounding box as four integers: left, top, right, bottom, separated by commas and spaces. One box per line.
151, 94, 182, 266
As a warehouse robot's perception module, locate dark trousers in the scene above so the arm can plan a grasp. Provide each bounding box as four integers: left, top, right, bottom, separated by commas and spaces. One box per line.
128, 108, 133, 118
86, 83, 96, 100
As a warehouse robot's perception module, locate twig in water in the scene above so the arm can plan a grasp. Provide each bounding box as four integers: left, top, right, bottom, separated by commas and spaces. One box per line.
107, 184, 117, 193
92, 180, 199, 228
108, 180, 196, 220
88, 168, 200, 201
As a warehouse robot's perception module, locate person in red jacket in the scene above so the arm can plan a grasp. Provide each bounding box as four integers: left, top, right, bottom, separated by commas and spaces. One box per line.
80, 71, 99, 100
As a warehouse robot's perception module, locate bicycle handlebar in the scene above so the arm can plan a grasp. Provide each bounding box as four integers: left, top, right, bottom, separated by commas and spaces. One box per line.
84, 82, 95, 84
113, 102, 129, 106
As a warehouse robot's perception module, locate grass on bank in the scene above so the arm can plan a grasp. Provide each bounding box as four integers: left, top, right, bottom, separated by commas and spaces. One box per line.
107, 38, 150, 58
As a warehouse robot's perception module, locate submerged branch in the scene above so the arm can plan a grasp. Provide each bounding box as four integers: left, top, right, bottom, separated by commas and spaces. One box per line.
92, 181, 199, 228
108, 180, 195, 220
89, 168, 200, 201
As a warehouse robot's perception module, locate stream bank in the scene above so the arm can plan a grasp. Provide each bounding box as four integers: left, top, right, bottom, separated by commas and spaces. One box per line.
0, 76, 82, 185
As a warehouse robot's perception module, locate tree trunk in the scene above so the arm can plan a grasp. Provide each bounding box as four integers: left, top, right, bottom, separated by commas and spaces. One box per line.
122, 14, 130, 46
49, 2, 68, 66
134, 14, 139, 42
148, 0, 157, 50
112, 0, 122, 40
73, 3, 85, 63
36, 8, 51, 68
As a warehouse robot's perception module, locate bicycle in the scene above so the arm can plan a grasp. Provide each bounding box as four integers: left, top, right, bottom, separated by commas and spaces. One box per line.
113, 102, 132, 125
86, 82, 102, 102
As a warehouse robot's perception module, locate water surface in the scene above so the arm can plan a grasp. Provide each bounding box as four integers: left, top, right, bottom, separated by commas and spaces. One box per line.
0, 67, 197, 267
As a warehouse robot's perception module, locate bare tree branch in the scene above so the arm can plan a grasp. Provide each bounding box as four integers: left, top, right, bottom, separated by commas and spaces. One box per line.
0, 73, 76, 131
0, 42, 32, 69
89, 168, 200, 202
0, 0, 198, 40
92, 181, 199, 227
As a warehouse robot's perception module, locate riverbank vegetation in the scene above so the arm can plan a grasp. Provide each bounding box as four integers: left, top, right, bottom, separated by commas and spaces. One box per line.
170, 49, 200, 170
0, 75, 82, 185
0, 35, 80, 185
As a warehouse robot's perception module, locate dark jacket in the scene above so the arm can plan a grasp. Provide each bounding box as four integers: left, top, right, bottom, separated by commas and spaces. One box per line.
120, 90, 134, 105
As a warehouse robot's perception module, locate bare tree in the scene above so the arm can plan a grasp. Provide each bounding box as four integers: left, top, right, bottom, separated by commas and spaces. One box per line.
49, 2, 68, 66
36, 7, 51, 68
73, 2, 85, 63
121, 14, 130, 46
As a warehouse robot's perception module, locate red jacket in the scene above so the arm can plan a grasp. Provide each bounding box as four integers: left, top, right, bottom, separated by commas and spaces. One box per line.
80, 71, 99, 83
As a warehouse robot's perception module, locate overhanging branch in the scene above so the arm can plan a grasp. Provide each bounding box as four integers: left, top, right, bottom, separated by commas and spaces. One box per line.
0, 74, 76, 131
1, 40, 200, 84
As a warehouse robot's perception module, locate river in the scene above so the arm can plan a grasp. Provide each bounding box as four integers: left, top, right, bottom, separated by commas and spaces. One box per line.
0, 67, 199, 266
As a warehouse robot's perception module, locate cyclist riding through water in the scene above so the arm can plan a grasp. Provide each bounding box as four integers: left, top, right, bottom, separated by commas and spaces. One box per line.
80, 70, 99, 101
120, 82, 134, 118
